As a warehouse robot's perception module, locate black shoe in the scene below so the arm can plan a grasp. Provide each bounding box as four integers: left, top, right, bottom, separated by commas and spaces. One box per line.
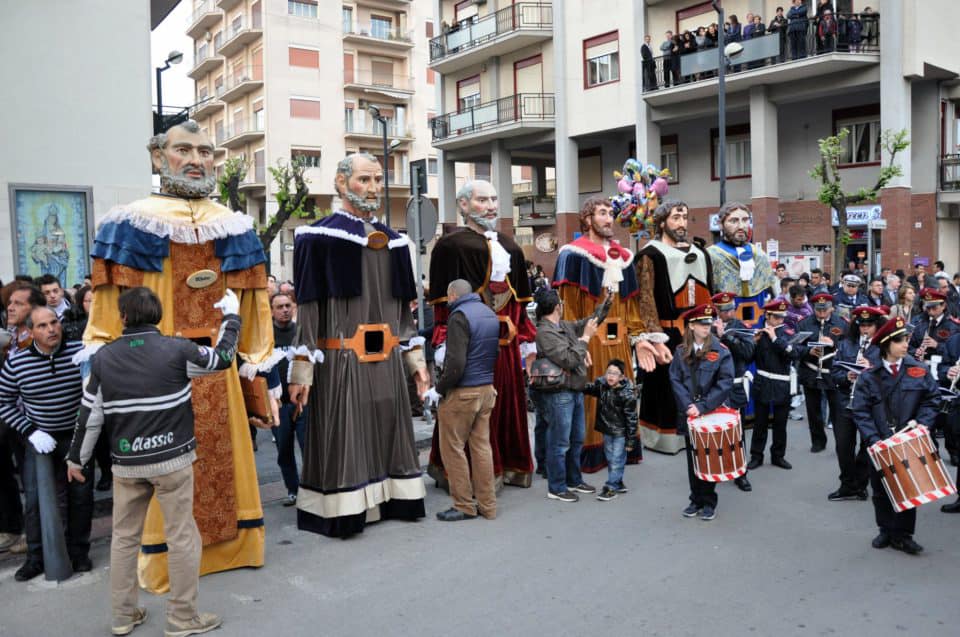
856, 490, 869, 500
72, 556, 93, 572
746, 456, 763, 471
547, 490, 579, 503
615, 482, 628, 494
828, 488, 861, 502
941, 499, 960, 513
700, 505, 717, 521
771, 457, 792, 470
596, 486, 618, 501
14, 561, 43, 582
734, 476, 752, 492
568, 482, 596, 494
435, 507, 478, 522
890, 536, 923, 555
871, 531, 890, 549
810, 443, 826, 453
682, 503, 701, 518
96, 475, 112, 491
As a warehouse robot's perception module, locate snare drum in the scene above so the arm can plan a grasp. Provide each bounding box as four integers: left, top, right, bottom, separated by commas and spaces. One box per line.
687, 407, 747, 482
868, 424, 957, 512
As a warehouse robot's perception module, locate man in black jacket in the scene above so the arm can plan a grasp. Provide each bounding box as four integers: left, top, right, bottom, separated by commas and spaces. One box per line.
796, 294, 847, 453
426, 279, 500, 521
67, 287, 240, 637
641, 35, 657, 90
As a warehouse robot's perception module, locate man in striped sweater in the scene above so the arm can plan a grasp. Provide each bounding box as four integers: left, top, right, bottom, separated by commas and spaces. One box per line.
0, 305, 90, 582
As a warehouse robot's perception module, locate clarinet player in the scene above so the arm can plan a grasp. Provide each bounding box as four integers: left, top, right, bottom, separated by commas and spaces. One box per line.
796, 293, 847, 453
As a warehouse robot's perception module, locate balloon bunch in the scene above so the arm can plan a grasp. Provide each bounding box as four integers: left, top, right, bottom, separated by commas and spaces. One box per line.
609, 159, 671, 235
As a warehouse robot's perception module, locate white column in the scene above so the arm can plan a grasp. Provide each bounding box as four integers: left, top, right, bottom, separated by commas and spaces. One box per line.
879, 0, 911, 187
553, 0, 578, 214
438, 151, 457, 224
632, 0, 661, 164
749, 85, 779, 199
491, 139, 513, 223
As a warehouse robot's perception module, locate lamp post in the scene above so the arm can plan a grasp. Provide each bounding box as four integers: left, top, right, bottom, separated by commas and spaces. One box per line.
366, 105, 402, 226
712, 1, 726, 206
155, 50, 184, 134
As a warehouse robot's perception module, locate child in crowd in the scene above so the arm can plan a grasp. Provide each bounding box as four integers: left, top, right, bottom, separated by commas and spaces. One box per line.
582, 359, 637, 501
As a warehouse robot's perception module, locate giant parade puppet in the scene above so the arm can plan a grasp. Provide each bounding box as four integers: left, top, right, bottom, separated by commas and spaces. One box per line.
426, 179, 537, 489
608, 160, 715, 454
81, 120, 273, 591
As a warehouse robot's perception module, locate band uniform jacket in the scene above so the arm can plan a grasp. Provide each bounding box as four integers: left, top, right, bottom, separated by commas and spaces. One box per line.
753, 325, 800, 405
831, 337, 882, 400
796, 313, 848, 390
851, 355, 940, 445
908, 313, 959, 362
668, 337, 734, 434
714, 317, 754, 408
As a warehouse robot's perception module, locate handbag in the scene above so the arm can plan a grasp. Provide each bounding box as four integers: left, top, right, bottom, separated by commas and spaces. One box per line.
529, 356, 567, 391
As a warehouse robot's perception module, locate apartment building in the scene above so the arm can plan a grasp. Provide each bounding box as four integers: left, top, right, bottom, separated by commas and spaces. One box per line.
184, 0, 438, 275
430, 0, 960, 275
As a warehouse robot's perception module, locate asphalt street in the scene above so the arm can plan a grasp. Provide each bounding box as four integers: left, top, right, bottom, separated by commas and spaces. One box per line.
0, 412, 958, 637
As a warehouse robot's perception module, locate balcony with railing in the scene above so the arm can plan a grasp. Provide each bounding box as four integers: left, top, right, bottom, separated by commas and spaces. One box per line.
219, 117, 264, 149
218, 13, 262, 58
216, 0, 244, 11
220, 65, 263, 102
429, 2, 553, 74
189, 95, 225, 121
343, 22, 414, 48
186, 0, 223, 39
343, 69, 415, 96
942, 154, 960, 193
431, 93, 555, 150
239, 159, 266, 192
643, 13, 880, 107
513, 179, 556, 226
344, 119, 413, 141
187, 43, 224, 79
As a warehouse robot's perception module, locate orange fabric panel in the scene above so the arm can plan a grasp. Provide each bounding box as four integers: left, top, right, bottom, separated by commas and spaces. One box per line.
225, 263, 268, 290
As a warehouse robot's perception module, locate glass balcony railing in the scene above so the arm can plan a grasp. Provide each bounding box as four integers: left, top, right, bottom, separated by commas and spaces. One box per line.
344, 22, 414, 44
431, 93, 555, 141
429, 2, 553, 62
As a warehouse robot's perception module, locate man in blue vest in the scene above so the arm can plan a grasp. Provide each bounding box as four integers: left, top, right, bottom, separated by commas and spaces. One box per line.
426, 279, 501, 521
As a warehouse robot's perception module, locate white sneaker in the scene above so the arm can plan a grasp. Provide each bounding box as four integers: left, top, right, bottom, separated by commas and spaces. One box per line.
0, 532, 17, 551
164, 612, 222, 637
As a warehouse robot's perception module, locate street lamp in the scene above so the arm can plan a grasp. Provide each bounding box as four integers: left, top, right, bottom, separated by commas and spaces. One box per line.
367, 105, 401, 225
155, 50, 184, 134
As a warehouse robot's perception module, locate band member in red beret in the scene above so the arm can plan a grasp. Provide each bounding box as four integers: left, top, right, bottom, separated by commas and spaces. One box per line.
796, 293, 847, 453
747, 300, 801, 471
852, 317, 940, 554
669, 304, 734, 521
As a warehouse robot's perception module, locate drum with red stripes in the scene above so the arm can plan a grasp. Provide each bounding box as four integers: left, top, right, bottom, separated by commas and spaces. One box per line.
687, 407, 746, 482
868, 424, 957, 512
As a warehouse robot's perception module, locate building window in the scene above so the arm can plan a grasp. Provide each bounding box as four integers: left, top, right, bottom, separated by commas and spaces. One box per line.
428, 157, 438, 175
833, 105, 882, 166
253, 107, 264, 131
290, 97, 322, 119
661, 135, 679, 184
457, 75, 481, 111
474, 161, 491, 181
288, 0, 317, 18
292, 149, 322, 168
370, 16, 392, 39
289, 46, 320, 68
344, 106, 354, 131
711, 125, 751, 179
342, 6, 352, 32
583, 32, 620, 88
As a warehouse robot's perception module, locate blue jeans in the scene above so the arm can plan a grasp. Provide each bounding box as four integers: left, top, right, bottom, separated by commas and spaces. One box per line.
603, 435, 626, 489
538, 390, 585, 494
274, 403, 306, 495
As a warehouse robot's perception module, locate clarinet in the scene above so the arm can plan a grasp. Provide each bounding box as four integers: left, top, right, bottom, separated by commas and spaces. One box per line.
847, 335, 870, 409
917, 317, 937, 361
940, 357, 960, 414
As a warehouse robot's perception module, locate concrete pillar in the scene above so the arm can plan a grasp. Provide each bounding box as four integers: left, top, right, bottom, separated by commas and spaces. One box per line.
632, 0, 661, 163
533, 164, 546, 197
553, 0, 579, 244
879, 0, 912, 271
491, 139, 514, 236
438, 150, 457, 224
749, 85, 780, 241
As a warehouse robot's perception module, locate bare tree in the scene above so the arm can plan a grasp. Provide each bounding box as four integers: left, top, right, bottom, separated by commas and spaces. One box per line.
810, 128, 910, 277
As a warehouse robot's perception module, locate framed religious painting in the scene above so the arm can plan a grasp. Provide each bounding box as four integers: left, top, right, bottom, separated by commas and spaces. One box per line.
8, 184, 94, 287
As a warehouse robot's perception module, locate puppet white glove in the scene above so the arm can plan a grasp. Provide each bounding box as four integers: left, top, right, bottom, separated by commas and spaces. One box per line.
213, 289, 240, 316
238, 362, 259, 380
423, 387, 442, 407
28, 430, 57, 454
434, 344, 446, 368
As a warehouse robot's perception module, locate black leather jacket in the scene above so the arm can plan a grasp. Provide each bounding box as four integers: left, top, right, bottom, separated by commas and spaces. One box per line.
582, 377, 637, 437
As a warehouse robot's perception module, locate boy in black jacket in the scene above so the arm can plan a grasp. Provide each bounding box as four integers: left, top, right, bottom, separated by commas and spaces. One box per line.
583, 358, 637, 501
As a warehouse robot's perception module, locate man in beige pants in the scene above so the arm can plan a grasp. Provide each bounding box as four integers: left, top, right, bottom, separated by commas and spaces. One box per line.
425, 279, 501, 521
68, 287, 241, 636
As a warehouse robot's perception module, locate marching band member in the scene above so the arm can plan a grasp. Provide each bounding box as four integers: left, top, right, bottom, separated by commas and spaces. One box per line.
827, 306, 884, 501
909, 288, 959, 463
852, 316, 940, 554
747, 300, 801, 471
796, 293, 847, 453
938, 333, 960, 513
669, 304, 734, 521
711, 292, 755, 492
